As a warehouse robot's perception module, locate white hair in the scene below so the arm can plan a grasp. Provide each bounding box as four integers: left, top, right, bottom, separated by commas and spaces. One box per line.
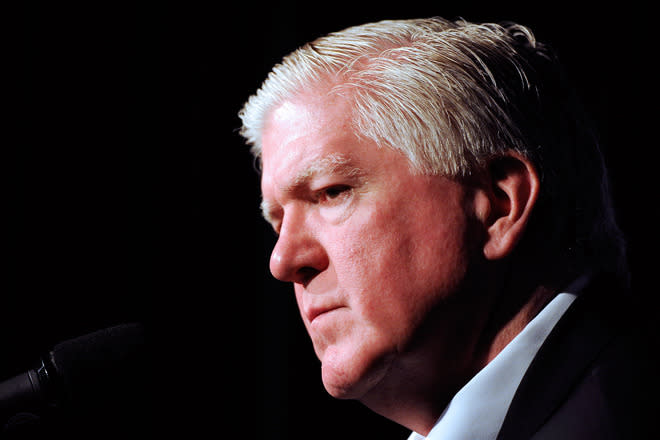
239, 17, 546, 176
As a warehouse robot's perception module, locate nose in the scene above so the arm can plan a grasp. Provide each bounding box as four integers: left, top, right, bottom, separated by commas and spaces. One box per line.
269, 212, 328, 285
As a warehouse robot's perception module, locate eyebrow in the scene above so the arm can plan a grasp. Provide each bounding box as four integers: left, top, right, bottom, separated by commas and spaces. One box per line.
291, 153, 363, 186
260, 153, 364, 225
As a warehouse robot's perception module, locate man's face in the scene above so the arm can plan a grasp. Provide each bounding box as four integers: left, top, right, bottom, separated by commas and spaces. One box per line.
260, 91, 486, 400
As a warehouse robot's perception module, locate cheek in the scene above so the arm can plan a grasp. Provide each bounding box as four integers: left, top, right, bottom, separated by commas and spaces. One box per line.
337, 197, 473, 343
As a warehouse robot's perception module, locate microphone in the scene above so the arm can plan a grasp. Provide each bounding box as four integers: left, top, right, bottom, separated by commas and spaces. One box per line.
0, 323, 146, 426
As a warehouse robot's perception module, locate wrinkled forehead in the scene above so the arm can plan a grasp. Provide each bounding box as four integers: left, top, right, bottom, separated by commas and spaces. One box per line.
260, 92, 359, 175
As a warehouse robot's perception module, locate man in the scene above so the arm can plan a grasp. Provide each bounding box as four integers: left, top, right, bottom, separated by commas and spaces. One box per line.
239, 17, 654, 439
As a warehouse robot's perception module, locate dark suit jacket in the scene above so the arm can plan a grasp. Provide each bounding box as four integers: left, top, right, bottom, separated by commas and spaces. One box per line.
497, 276, 658, 439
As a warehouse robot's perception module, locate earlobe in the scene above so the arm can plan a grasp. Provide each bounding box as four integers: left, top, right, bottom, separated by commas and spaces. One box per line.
481, 152, 540, 260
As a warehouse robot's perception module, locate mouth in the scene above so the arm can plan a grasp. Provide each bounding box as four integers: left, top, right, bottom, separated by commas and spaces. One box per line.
307, 305, 343, 325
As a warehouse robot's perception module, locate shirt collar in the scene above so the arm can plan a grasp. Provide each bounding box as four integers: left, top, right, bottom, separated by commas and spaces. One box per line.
408, 276, 588, 440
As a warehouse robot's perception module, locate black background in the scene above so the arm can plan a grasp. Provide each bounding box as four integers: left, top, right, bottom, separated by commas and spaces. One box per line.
10, 1, 657, 438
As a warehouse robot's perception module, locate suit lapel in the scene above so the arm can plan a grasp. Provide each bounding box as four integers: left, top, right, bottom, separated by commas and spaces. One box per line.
496, 278, 620, 440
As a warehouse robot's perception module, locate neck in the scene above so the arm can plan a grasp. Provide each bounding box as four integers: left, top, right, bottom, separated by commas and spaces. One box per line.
358, 350, 472, 436
478, 284, 558, 365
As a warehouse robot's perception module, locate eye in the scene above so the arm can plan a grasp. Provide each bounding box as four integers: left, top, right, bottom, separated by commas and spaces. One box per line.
318, 185, 352, 203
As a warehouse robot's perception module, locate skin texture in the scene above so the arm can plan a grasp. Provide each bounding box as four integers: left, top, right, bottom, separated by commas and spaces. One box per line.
259, 89, 542, 434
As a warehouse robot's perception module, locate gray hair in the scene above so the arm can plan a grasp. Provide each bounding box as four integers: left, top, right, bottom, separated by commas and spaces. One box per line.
240, 18, 543, 176
239, 17, 628, 282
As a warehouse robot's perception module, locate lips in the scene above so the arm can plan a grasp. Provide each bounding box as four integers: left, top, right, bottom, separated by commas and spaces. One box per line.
305, 304, 343, 324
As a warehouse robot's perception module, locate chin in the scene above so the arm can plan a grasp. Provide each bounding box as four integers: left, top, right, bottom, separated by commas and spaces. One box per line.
320, 343, 394, 400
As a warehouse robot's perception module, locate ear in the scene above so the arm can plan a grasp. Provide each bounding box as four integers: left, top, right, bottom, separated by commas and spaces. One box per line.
475, 152, 540, 261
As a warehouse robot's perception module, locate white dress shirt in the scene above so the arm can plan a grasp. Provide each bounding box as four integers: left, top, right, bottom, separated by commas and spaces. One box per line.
407, 277, 588, 440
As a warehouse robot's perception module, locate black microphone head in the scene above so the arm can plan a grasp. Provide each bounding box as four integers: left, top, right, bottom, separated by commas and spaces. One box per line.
47, 323, 147, 411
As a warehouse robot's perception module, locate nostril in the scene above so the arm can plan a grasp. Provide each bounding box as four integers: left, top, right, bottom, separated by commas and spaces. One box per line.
269, 245, 326, 285
296, 266, 321, 287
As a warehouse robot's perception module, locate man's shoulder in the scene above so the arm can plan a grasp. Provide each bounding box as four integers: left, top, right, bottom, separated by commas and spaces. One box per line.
498, 276, 657, 439
529, 318, 655, 439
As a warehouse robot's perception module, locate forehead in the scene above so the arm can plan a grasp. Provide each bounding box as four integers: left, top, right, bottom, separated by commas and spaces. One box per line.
260, 94, 369, 186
